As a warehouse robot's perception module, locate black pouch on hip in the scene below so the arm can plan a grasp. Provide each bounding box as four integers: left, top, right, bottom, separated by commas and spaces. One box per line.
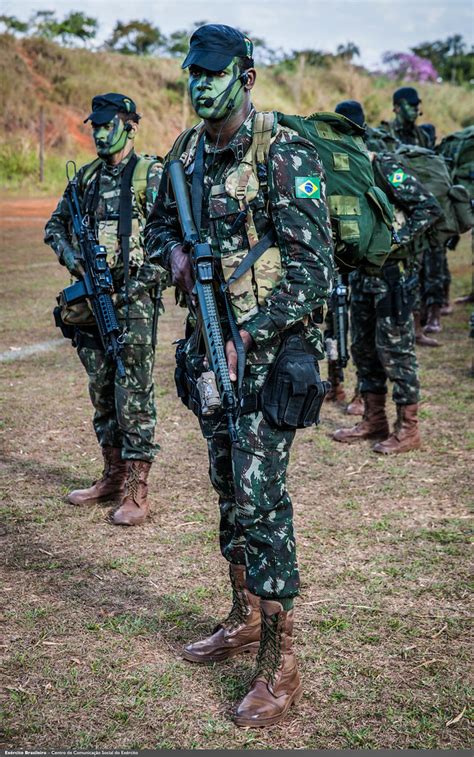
260, 333, 330, 430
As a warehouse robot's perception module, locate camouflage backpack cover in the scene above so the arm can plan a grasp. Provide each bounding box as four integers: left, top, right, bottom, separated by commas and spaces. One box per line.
436, 125, 474, 200
395, 144, 472, 238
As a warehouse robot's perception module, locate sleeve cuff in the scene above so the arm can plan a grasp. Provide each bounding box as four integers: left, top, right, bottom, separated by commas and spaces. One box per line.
243, 311, 279, 345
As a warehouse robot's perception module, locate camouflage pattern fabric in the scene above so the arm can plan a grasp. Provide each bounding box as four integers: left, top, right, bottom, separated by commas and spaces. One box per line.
205, 365, 298, 598
145, 108, 334, 598
379, 115, 431, 149
419, 231, 446, 307
350, 268, 420, 405
44, 149, 164, 461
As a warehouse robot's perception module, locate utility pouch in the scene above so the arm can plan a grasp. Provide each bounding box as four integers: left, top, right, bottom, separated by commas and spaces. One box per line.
58, 289, 96, 327
53, 303, 76, 342
173, 339, 201, 418
260, 333, 330, 430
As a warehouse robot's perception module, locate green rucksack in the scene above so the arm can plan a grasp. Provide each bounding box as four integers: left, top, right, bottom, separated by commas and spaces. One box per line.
395, 144, 472, 238
273, 112, 394, 271
80, 154, 159, 217
437, 125, 474, 200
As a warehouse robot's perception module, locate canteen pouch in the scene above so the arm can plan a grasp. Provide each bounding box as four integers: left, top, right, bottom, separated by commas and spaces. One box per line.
58, 289, 96, 327
261, 333, 330, 430
448, 184, 473, 233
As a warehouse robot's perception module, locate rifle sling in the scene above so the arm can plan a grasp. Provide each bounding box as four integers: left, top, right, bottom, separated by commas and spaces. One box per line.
225, 228, 276, 286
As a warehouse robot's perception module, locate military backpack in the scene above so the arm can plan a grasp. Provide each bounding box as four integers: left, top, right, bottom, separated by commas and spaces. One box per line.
395, 144, 472, 238
436, 125, 474, 200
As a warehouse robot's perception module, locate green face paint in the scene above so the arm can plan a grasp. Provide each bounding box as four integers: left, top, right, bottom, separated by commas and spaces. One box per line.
188, 60, 246, 121
399, 100, 419, 125
92, 115, 129, 158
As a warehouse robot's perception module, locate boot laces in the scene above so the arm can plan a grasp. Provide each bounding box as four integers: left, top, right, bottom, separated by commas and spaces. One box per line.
254, 613, 282, 685
125, 464, 141, 500
223, 574, 248, 629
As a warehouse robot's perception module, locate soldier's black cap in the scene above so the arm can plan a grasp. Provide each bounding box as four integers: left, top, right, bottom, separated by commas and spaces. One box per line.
393, 86, 421, 106
84, 93, 137, 125
335, 100, 365, 128
181, 24, 253, 72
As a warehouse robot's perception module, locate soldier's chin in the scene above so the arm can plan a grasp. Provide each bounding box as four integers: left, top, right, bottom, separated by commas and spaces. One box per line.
96, 146, 111, 158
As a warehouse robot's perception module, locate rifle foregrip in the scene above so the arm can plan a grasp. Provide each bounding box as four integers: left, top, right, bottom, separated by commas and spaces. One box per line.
169, 160, 200, 245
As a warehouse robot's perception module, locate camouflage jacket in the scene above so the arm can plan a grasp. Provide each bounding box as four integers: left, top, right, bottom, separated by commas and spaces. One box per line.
379, 116, 430, 148
373, 152, 442, 257
145, 109, 334, 363
44, 150, 166, 309
365, 125, 400, 153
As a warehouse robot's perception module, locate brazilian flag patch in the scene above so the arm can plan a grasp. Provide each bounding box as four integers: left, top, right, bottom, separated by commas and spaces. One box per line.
389, 170, 407, 185
295, 176, 321, 199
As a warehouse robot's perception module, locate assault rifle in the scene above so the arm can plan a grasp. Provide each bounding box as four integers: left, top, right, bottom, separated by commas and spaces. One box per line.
168, 159, 238, 443
61, 161, 126, 380
329, 274, 349, 381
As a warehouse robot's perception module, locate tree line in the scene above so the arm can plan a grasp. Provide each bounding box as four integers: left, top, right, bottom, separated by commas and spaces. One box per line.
1, 10, 473, 84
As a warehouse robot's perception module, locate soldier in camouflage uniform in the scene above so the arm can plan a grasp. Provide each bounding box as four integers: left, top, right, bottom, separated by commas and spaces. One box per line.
45, 93, 164, 526
379, 86, 446, 342
145, 25, 333, 727
333, 100, 442, 454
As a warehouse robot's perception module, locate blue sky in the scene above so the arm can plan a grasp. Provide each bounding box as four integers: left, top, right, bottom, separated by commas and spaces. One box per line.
5, 0, 474, 68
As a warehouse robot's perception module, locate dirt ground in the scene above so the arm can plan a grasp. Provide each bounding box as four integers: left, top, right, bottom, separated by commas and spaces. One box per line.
0, 198, 472, 750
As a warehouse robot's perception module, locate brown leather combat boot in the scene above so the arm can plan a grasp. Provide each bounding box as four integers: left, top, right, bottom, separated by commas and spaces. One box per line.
346, 389, 364, 416
183, 564, 260, 663
424, 304, 442, 334
333, 392, 389, 443
414, 312, 439, 347
233, 599, 302, 728
110, 460, 151, 526
373, 404, 421, 455
324, 360, 346, 402
67, 447, 127, 506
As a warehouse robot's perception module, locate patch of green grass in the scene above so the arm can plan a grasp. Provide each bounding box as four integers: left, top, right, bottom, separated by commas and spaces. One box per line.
314, 616, 351, 634
343, 726, 375, 748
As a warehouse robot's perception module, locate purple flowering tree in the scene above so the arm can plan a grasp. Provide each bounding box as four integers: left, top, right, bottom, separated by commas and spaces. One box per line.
382, 52, 439, 82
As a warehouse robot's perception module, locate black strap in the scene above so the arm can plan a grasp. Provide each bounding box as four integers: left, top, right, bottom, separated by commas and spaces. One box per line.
239, 392, 260, 415
225, 229, 277, 286
84, 165, 102, 218
221, 283, 246, 394
118, 153, 139, 330
191, 136, 205, 232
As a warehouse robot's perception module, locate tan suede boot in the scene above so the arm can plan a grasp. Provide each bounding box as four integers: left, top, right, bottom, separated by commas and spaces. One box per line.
183, 564, 260, 663
233, 600, 302, 728
373, 404, 421, 454
67, 447, 127, 506
346, 389, 364, 416
424, 304, 442, 334
414, 311, 439, 347
110, 460, 151, 526
333, 392, 389, 443
324, 360, 346, 402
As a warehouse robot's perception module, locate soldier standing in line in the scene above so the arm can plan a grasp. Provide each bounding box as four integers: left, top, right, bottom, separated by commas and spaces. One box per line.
333, 100, 442, 453
145, 25, 334, 727
45, 93, 165, 526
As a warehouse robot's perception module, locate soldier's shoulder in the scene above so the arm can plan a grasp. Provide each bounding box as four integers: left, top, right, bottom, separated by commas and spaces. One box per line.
272, 122, 319, 157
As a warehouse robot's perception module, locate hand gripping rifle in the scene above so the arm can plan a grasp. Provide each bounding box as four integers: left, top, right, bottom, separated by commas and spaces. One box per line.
61, 161, 126, 380
330, 274, 349, 382
168, 159, 238, 443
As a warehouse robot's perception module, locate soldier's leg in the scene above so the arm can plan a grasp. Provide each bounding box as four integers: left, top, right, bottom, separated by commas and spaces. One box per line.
423, 234, 445, 333
441, 248, 453, 315
373, 291, 421, 455
333, 272, 389, 443
111, 342, 158, 525
68, 342, 128, 506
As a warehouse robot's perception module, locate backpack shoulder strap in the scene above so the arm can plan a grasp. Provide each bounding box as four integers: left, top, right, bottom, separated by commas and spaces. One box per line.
132, 154, 161, 217
252, 111, 276, 166
79, 157, 102, 192
168, 123, 205, 165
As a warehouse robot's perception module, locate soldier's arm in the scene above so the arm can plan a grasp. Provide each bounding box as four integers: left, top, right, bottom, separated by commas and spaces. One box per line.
44, 164, 89, 265
144, 161, 183, 270
243, 135, 335, 346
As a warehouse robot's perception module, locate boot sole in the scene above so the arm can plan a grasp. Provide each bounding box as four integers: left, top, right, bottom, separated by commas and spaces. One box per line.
233, 683, 304, 728
333, 432, 388, 444
373, 442, 421, 455
67, 493, 124, 507
182, 640, 260, 664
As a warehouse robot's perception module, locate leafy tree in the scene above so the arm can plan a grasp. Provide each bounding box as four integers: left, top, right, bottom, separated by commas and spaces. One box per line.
106, 19, 166, 56
56, 12, 98, 46
382, 51, 438, 82
0, 15, 29, 35
411, 35, 474, 84
336, 42, 360, 61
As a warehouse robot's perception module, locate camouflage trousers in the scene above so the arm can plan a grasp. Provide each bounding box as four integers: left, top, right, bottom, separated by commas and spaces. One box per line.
419, 233, 445, 307
77, 319, 158, 462
198, 363, 299, 600
350, 268, 420, 405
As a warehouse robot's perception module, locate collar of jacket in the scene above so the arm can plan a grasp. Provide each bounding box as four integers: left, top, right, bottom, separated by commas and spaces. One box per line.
203, 108, 255, 161
101, 148, 136, 177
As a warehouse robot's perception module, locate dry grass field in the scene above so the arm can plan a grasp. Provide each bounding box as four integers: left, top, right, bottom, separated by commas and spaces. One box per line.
0, 198, 472, 749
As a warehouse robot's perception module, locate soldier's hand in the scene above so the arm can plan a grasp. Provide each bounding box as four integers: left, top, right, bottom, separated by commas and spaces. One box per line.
170, 244, 194, 295
225, 330, 254, 382
62, 245, 84, 277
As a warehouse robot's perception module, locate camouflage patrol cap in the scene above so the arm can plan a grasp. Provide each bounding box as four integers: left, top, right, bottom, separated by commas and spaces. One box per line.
182, 24, 254, 71
393, 87, 421, 106
335, 100, 365, 128
84, 93, 138, 125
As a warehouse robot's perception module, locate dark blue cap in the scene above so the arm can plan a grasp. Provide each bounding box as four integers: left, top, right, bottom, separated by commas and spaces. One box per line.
182, 24, 253, 72
84, 93, 137, 125
393, 86, 421, 106
335, 100, 365, 128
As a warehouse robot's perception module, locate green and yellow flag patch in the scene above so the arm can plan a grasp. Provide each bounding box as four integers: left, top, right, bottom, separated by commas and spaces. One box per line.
388, 170, 408, 186
295, 176, 321, 199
